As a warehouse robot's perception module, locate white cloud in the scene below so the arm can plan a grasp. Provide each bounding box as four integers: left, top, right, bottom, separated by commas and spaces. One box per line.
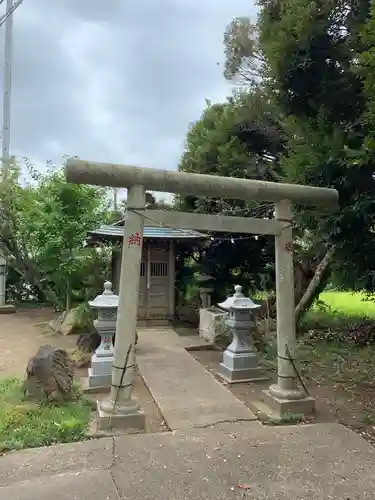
1, 0, 256, 175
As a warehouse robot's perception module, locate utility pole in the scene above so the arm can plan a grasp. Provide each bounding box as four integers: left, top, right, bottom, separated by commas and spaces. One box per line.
113, 188, 118, 211
0, 0, 15, 311
2, 0, 13, 174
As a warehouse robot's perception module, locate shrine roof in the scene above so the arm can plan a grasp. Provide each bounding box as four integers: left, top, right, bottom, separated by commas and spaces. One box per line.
88, 224, 207, 241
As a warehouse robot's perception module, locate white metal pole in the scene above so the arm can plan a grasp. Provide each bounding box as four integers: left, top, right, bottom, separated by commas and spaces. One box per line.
0, 0, 14, 307
2, 0, 13, 174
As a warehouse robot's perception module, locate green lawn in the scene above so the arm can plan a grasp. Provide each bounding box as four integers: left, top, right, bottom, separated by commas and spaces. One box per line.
320, 291, 375, 317
0, 378, 92, 453
302, 290, 375, 330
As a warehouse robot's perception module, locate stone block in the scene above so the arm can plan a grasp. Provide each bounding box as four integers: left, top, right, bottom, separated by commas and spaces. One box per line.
88, 370, 112, 389
262, 389, 316, 417
96, 401, 146, 432
199, 307, 228, 343
217, 363, 268, 383
80, 377, 110, 395
88, 353, 113, 389
217, 346, 269, 384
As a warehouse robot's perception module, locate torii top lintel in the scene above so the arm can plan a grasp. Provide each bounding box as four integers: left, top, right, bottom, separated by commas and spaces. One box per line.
65, 159, 338, 208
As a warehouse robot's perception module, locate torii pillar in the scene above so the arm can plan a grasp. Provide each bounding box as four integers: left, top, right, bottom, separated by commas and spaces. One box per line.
65, 160, 338, 427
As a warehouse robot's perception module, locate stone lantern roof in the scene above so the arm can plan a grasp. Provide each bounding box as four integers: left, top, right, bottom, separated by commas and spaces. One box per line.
218, 285, 260, 311
89, 281, 119, 309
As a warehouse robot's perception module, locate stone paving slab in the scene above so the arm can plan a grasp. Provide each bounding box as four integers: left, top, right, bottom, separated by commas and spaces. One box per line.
0, 422, 375, 500
112, 421, 375, 499
0, 470, 120, 500
177, 334, 212, 350
136, 328, 257, 430
1, 422, 374, 499
0, 437, 113, 487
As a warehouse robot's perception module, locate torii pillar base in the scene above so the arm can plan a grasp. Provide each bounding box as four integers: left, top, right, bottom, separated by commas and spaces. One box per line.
96, 397, 146, 433
262, 388, 315, 417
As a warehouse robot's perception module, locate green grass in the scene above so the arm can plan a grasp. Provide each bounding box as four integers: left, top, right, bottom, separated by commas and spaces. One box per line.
264, 289, 375, 381
0, 378, 92, 452
320, 291, 375, 317
301, 291, 375, 330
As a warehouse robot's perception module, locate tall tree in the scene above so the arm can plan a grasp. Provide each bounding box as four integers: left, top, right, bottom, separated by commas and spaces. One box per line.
257, 0, 375, 296
222, 3, 375, 312
223, 17, 265, 85
178, 90, 287, 297
0, 160, 110, 309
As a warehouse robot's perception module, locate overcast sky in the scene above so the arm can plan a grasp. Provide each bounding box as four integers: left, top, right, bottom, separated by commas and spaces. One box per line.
0, 0, 256, 177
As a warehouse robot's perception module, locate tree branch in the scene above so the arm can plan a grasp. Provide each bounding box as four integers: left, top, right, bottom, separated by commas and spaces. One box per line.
295, 245, 336, 323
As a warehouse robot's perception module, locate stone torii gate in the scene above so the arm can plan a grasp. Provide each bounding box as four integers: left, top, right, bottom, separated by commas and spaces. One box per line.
65, 159, 338, 430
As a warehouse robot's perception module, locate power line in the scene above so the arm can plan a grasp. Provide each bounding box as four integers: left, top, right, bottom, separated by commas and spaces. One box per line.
127, 207, 292, 243
0, 0, 23, 28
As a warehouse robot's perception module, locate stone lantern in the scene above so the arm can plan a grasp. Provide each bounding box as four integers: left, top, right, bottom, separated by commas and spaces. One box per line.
88, 281, 119, 389
0, 255, 6, 307
0, 254, 14, 313
217, 284, 267, 383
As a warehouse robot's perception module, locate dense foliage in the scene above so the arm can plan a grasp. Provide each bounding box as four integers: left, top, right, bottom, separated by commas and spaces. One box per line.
258, 0, 375, 291
178, 90, 287, 298
4, 0, 375, 317
178, 0, 375, 309
0, 159, 111, 309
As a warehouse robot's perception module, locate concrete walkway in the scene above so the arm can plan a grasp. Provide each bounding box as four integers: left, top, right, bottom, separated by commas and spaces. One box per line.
136, 328, 256, 430
2, 327, 375, 498
1, 421, 375, 499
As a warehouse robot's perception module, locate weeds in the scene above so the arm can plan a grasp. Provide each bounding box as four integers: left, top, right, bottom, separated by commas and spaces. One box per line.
0, 377, 91, 452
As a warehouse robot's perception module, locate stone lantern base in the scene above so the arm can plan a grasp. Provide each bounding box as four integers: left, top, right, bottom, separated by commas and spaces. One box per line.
217, 349, 268, 384
88, 354, 113, 389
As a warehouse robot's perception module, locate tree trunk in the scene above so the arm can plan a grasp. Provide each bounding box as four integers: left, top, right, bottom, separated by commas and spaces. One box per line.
18, 262, 59, 306
1, 204, 60, 307
294, 257, 318, 307
295, 245, 336, 324
66, 278, 72, 313
76, 331, 101, 353
2, 236, 60, 306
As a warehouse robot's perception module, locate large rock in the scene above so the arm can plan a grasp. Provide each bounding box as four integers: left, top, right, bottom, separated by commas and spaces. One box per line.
59, 308, 80, 335
23, 345, 75, 401
49, 308, 83, 336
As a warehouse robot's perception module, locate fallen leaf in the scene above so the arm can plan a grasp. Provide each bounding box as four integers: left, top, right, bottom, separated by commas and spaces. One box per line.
237, 483, 251, 489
